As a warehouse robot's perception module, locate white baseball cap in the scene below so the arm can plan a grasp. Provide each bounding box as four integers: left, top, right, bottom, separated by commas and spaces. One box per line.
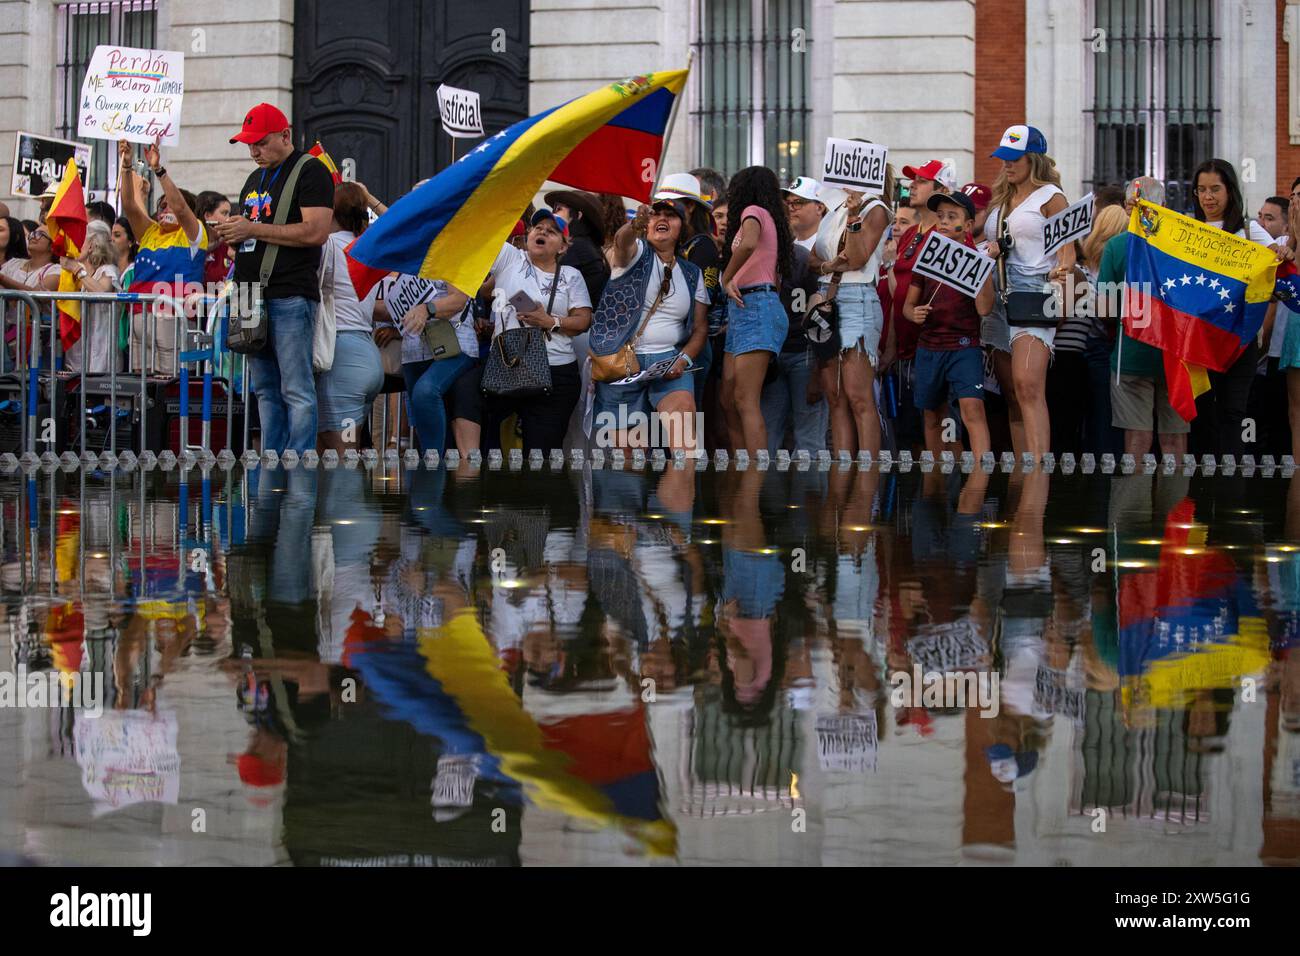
654, 172, 712, 208
782, 176, 822, 203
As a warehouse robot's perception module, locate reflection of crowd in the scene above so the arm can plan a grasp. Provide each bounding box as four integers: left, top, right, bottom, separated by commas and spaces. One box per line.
4, 458, 1300, 860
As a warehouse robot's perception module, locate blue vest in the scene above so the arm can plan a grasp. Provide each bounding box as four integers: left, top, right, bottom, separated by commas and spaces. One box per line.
588, 242, 702, 356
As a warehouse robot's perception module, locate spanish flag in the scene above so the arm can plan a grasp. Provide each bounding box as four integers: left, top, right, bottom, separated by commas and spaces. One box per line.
1124, 200, 1283, 421
308, 140, 342, 185
347, 70, 689, 297
46, 161, 89, 349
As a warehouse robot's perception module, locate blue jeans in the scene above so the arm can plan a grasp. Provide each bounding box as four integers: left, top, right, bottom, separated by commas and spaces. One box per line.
248, 296, 319, 454
759, 350, 828, 453
403, 353, 473, 453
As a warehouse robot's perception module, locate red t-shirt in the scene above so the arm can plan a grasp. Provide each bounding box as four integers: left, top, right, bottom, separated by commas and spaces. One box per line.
890, 224, 930, 361
908, 274, 982, 351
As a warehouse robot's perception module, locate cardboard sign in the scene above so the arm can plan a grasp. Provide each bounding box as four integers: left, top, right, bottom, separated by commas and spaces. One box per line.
822, 138, 888, 192
77, 46, 185, 146
10, 131, 92, 198
385, 274, 443, 322
437, 84, 484, 138
913, 231, 995, 298
1042, 192, 1094, 257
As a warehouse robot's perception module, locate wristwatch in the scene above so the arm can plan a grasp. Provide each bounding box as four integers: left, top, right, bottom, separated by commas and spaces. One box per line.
847, 220, 863, 233
551, 315, 563, 333
154, 166, 167, 179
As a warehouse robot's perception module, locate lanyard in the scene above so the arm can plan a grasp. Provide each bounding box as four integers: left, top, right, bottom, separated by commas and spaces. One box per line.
258, 161, 285, 194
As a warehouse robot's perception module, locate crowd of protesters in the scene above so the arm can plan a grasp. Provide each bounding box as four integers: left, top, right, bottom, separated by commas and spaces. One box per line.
9, 100, 1300, 465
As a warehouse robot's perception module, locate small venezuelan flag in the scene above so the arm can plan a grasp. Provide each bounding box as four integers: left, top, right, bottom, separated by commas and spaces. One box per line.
1124, 200, 1283, 421
347, 69, 689, 297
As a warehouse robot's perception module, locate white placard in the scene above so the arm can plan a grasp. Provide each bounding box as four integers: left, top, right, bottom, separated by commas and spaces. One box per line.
385, 274, 442, 322
815, 713, 877, 773
10, 131, 92, 198
1042, 192, 1094, 257
75, 709, 181, 814
912, 231, 996, 298
77, 46, 185, 146
437, 84, 484, 139
822, 138, 889, 192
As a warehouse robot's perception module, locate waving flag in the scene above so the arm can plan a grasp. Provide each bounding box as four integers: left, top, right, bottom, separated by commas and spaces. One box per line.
308, 140, 343, 185
1123, 200, 1283, 421
348, 69, 689, 296
46, 161, 89, 349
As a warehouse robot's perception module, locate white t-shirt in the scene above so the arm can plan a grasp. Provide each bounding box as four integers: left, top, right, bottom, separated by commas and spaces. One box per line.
609, 240, 709, 354
488, 243, 591, 365
984, 183, 1067, 275
813, 197, 889, 284
1207, 219, 1274, 246
325, 231, 381, 334
794, 234, 817, 252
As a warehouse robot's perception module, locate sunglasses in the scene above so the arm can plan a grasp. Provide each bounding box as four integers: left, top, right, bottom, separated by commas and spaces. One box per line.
657, 259, 675, 300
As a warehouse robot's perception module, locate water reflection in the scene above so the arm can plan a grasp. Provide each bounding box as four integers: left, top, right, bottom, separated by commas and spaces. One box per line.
0, 461, 1298, 865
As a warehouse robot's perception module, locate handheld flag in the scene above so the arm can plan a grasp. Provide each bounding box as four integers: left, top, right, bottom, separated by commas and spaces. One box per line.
308, 140, 343, 185
347, 69, 690, 297
1124, 200, 1283, 421
46, 161, 89, 349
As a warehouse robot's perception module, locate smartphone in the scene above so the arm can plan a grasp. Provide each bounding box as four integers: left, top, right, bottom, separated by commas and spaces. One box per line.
508, 290, 540, 314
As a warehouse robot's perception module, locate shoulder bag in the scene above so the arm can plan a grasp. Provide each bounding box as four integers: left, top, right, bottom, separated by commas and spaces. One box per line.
480, 268, 559, 398
422, 299, 470, 361
996, 205, 1057, 329
590, 258, 673, 383
228, 153, 315, 354
806, 232, 846, 363
312, 236, 338, 372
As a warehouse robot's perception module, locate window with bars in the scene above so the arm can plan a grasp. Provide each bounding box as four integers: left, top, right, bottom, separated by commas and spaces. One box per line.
1085, 0, 1217, 214
55, 1, 159, 200
691, 0, 810, 184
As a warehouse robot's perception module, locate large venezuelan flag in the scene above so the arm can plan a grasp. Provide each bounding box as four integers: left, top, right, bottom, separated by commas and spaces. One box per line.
1123, 200, 1282, 421
348, 70, 689, 297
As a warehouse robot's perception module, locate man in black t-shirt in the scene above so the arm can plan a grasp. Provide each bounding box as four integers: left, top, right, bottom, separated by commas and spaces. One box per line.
218, 102, 334, 454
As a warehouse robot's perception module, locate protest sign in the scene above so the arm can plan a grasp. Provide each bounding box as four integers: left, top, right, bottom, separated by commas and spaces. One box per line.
77, 46, 185, 146
1042, 192, 1094, 257
913, 231, 995, 298
437, 84, 484, 139
385, 274, 442, 323
822, 138, 888, 192
10, 131, 92, 198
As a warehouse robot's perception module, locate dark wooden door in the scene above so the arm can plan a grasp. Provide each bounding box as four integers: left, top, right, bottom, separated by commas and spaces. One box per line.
292, 0, 530, 204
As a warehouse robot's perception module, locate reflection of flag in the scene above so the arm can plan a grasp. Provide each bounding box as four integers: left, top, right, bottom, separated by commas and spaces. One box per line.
1124, 201, 1282, 421
347, 69, 689, 296
47, 161, 88, 349
308, 141, 342, 185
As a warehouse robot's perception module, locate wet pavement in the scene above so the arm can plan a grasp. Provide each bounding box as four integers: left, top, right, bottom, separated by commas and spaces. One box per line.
0, 462, 1296, 866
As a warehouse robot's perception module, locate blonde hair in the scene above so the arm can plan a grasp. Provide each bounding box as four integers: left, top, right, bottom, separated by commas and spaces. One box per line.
989, 153, 1063, 224
1081, 204, 1128, 272
80, 230, 113, 270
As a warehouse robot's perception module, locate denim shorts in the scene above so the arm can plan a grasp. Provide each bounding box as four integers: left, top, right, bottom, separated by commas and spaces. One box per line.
914, 346, 985, 409
722, 547, 786, 618
724, 288, 788, 356
819, 281, 884, 363
593, 349, 695, 420
316, 330, 384, 433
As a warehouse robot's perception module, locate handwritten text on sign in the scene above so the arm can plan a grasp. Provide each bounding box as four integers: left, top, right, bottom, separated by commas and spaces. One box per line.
1042, 193, 1093, 257
913, 231, 995, 298
436, 84, 484, 139
78, 46, 185, 147
822, 138, 889, 192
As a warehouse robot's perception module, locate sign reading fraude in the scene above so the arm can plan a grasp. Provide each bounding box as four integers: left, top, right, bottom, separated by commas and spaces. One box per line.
913, 231, 995, 298
822, 138, 888, 192
1042, 192, 1094, 257
77, 46, 185, 146
10, 132, 92, 198
437, 84, 484, 138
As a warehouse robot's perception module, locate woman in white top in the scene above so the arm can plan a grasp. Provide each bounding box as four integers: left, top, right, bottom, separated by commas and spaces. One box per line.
982, 125, 1076, 460
809, 164, 893, 457
483, 208, 593, 454
1191, 158, 1292, 458
316, 184, 385, 453
61, 224, 121, 374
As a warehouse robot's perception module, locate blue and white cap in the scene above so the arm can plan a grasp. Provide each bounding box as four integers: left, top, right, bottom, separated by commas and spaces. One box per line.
991, 124, 1048, 161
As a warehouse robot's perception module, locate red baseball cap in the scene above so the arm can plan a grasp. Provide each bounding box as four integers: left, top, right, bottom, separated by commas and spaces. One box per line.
902, 159, 958, 190
960, 182, 992, 210
230, 103, 290, 144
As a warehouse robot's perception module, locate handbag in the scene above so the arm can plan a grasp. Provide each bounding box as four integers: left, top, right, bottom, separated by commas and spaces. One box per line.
228, 153, 314, 354
480, 270, 559, 398
422, 300, 470, 361
1005, 290, 1056, 328
312, 237, 338, 372
806, 233, 846, 363
590, 259, 673, 383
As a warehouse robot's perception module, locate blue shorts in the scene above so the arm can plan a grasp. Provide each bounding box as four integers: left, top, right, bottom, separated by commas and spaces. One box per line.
593, 349, 695, 421
913, 345, 985, 410
722, 547, 786, 619
725, 288, 787, 356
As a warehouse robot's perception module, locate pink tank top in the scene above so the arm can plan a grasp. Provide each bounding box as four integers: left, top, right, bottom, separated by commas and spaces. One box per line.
731, 205, 778, 287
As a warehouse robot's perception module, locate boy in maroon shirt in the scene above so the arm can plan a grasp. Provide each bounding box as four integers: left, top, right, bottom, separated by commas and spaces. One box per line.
902, 191, 994, 459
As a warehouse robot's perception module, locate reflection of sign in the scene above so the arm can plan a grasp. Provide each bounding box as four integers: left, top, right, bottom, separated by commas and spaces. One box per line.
822, 138, 888, 192
913, 231, 995, 298
74, 709, 180, 814
10, 132, 92, 198
1042, 193, 1094, 257
436, 84, 483, 138
78, 45, 185, 146
906, 619, 989, 674
1033, 664, 1084, 723
816, 713, 877, 773
432, 755, 477, 809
